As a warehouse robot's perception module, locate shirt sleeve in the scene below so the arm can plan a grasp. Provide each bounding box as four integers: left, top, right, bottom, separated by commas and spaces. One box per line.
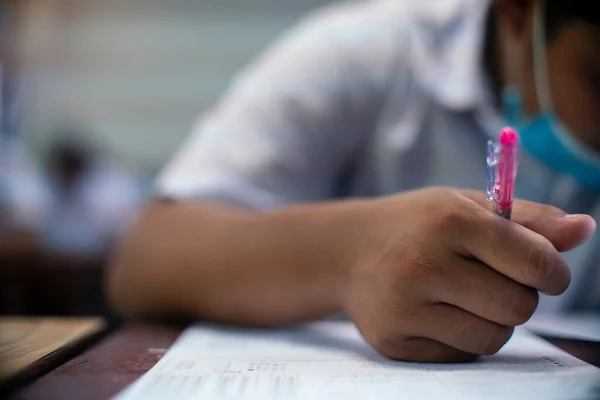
155, 1, 408, 210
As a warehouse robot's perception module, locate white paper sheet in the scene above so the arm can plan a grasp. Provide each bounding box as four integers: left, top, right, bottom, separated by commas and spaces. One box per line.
115, 322, 600, 400
525, 312, 600, 342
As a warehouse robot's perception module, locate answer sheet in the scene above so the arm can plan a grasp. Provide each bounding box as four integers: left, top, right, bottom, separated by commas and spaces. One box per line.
116, 322, 600, 400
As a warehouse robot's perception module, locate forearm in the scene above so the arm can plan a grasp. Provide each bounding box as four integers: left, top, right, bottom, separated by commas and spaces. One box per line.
107, 199, 362, 326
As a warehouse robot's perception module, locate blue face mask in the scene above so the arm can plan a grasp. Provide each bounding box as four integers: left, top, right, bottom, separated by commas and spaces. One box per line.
502, 1, 600, 191
503, 88, 600, 190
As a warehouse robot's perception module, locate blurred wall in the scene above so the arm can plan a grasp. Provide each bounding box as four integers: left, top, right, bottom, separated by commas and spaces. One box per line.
14, 0, 338, 175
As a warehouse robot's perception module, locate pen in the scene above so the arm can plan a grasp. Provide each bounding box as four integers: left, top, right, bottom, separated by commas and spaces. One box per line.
486, 127, 519, 220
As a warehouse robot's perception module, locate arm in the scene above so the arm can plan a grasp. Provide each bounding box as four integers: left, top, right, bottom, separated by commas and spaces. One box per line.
108, 188, 593, 363
107, 198, 363, 325
107, 4, 403, 323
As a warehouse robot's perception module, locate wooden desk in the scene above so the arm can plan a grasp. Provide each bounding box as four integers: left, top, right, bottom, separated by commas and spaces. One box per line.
9, 323, 180, 400
9, 323, 600, 400
0, 317, 107, 397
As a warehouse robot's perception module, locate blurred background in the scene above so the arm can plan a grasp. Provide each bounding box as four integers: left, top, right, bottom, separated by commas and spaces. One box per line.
0, 0, 335, 318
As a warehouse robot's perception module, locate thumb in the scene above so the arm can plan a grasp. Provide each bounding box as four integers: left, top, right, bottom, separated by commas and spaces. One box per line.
511, 200, 596, 252
461, 190, 596, 252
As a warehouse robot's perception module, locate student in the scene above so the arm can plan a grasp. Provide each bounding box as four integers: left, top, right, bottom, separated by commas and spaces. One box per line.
108, 0, 600, 362
38, 133, 144, 258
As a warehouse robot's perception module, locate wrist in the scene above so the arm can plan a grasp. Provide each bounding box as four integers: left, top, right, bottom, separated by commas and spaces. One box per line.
265, 198, 370, 317
314, 198, 371, 314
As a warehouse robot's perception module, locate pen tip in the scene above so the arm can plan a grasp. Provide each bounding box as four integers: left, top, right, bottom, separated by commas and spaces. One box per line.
500, 127, 518, 147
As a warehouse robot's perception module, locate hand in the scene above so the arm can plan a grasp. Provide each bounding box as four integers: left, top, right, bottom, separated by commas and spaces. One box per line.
339, 187, 596, 362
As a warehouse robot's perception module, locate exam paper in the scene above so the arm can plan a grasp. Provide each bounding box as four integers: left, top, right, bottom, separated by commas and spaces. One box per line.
525, 312, 600, 342
116, 322, 600, 400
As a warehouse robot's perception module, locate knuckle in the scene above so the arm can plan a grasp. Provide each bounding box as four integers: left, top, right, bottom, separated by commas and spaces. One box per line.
452, 320, 472, 341
556, 266, 572, 295
372, 332, 410, 360
506, 288, 539, 326
525, 240, 554, 285
479, 325, 514, 355
428, 186, 458, 198
439, 207, 472, 239
370, 308, 423, 360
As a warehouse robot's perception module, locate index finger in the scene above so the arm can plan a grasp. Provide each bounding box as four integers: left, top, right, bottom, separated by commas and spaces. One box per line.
449, 198, 571, 295
461, 190, 596, 252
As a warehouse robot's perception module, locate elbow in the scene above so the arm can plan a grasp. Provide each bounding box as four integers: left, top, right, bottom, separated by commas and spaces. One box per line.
105, 247, 139, 319
105, 201, 170, 320
105, 218, 150, 320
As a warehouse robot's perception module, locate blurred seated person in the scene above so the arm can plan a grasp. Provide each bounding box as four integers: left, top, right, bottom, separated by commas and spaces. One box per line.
38, 132, 144, 261
23, 132, 145, 315
108, 0, 600, 363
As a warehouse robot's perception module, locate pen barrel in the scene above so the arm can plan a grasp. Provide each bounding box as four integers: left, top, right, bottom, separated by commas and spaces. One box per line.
496, 146, 518, 208
487, 128, 519, 220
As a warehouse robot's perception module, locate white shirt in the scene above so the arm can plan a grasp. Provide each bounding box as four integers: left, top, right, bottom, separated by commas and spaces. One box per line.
0, 137, 143, 257
156, 0, 600, 311
39, 161, 143, 257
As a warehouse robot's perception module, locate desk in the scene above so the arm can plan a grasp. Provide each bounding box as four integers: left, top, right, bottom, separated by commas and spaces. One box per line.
0, 317, 107, 398
9, 323, 600, 400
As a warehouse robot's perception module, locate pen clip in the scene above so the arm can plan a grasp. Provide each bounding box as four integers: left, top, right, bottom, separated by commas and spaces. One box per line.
486, 140, 499, 202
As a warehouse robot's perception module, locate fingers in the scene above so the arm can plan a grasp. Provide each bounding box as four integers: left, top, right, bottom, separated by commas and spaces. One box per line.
407, 303, 514, 356
431, 257, 539, 326
374, 307, 509, 362
461, 190, 596, 252
378, 336, 478, 363
445, 198, 571, 295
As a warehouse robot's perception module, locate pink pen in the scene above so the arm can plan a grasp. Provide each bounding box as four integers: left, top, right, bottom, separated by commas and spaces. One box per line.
486, 127, 519, 220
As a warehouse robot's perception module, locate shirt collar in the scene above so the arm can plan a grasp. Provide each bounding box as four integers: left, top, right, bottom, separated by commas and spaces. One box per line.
407, 0, 494, 112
